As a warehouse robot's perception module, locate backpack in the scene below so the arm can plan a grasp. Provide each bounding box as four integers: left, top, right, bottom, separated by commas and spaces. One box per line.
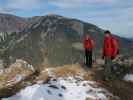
111, 37, 119, 58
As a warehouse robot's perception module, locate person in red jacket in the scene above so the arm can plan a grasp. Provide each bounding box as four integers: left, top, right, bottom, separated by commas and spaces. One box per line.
84, 34, 94, 68
102, 30, 119, 80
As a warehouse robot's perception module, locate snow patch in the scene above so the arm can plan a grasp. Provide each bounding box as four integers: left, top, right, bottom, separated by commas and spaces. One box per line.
72, 42, 84, 51
124, 74, 133, 82
3, 77, 113, 100
45, 68, 55, 77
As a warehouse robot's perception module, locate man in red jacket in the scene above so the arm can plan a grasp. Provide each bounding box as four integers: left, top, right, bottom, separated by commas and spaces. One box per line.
84, 34, 94, 68
102, 30, 119, 80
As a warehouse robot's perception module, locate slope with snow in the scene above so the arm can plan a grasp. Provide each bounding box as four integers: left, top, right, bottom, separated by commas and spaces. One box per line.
3, 76, 113, 100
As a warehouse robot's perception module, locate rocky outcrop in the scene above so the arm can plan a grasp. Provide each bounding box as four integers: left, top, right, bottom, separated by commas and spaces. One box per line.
0, 59, 35, 97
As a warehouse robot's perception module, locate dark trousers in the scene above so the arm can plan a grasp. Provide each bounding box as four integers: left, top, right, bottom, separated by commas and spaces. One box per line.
104, 57, 113, 80
85, 49, 92, 68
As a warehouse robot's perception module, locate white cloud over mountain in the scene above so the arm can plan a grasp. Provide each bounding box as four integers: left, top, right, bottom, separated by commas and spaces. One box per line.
0, 0, 132, 37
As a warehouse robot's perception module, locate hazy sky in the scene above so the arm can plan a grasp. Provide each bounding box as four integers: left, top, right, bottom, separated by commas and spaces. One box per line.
0, 0, 132, 37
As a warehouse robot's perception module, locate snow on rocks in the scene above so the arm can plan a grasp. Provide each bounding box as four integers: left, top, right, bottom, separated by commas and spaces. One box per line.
3, 77, 113, 100
124, 74, 133, 82
0, 59, 35, 97
0, 59, 35, 87
35, 64, 95, 85
15, 59, 35, 71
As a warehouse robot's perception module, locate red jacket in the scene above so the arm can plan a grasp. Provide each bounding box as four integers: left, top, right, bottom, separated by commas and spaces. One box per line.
84, 36, 94, 50
112, 37, 119, 58
103, 35, 119, 59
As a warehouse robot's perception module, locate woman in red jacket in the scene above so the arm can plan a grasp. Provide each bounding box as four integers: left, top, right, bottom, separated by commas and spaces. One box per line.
84, 34, 94, 68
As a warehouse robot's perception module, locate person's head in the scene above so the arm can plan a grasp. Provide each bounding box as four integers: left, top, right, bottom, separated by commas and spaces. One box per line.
104, 30, 111, 37
85, 34, 90, 39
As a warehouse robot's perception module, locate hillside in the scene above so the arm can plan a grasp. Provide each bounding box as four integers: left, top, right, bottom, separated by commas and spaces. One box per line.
0, 13, 28, 33
0, 14, 132, 67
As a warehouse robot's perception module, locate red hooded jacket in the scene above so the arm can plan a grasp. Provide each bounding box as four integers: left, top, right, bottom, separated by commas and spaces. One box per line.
103, 34, 119, 59
84, 36, 94, 50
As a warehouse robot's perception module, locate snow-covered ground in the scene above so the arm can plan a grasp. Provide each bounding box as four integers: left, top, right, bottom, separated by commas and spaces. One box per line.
3, 77, 113, 100
124, 74, 133, 82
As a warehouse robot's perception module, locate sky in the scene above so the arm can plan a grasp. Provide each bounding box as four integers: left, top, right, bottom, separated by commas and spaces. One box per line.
0, 0, 132, 37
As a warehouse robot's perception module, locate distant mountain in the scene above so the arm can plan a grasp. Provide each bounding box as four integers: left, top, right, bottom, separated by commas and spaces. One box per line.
0, 13, 132, 67
0, 13, 28, 33
129, 38, 133, 41
129, 38, 133, 49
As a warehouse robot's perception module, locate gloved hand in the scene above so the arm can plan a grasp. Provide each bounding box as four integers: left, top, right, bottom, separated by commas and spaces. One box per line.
102, 56, 104, 59
111, 56, 115, 60
117, 50, 119, 55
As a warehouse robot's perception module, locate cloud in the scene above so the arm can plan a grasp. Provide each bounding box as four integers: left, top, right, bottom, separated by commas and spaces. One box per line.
82, 0, 114, 3
0, 8, 8, 13
0, 0, 45, 14
7, 0, 43, 11
48, 0, 115, 8
48, 0, 80, 8
0, 8, 15, 14
0, 0, 132, 37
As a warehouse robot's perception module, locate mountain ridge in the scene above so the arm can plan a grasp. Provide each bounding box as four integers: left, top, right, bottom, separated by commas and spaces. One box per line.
0, 13, 132, 67
0, 13, 28, 33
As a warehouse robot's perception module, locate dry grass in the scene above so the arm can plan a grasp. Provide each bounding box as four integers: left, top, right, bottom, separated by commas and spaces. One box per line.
53, 64, 84, 77
0, 62, 35, 97
35, 64, 96, 83
0, 61, 34, 89
35, 70, 49, 83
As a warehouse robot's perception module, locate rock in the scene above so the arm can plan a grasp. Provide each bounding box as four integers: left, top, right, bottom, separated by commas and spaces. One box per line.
114, 55, 133, 66
95, 58, 105, 65
72, 42, 84, 51
0, 59, 35, 97
85, 97, 94, 100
